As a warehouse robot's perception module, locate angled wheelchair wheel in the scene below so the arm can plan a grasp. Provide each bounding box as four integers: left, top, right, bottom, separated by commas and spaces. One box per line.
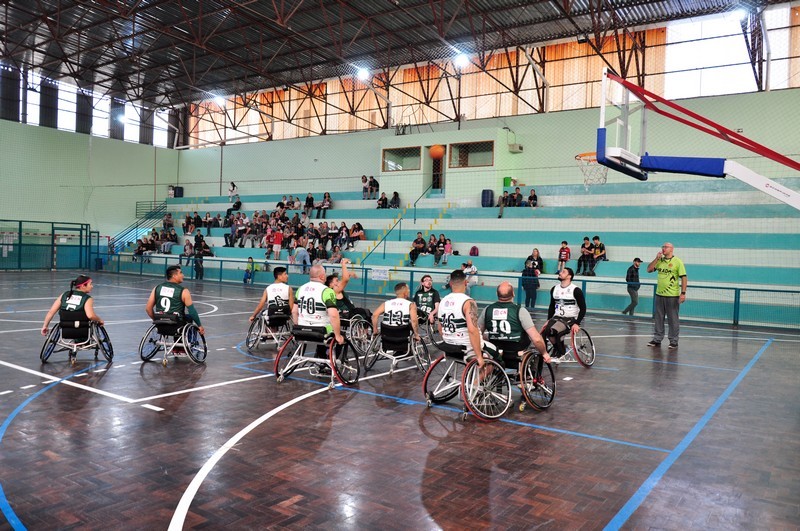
520, 351, 556, 410
412, 337, 432, 372
347, 318, 373, 358
422, 354, 461, 405
245, 318, 264, 351
40, 326, 61, 363
461, 358, 512, 421
139, 324, 162, 361
183, 324, 207, 364
274, 336, 300, 381
424, 319, 443, 349
330, 339, 360, 386
572, 329, 596, 367
362, 335, 381, 371
95, 324, 114, 362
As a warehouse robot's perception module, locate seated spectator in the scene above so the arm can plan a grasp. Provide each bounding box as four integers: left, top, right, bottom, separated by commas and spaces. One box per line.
434, 233, 446, 266
213, 214, 223, 228
132, 239, 145, 262
329, 245, 343, 264
162, 213, 174, 230
348, 223, 364, 249
316, 192, 332, 219
589, 235, 607, 276
304, 193, 315, 217
528, 188, 538, 208
513, 187, 524, 206
464, 260, 479, 294
159, 229, 179, 254
497, 191, 511, 218
328, 222, 340, 248
192, 211, 203, 234
443, 238, 452, 265
313, 243, 329, 265
203, 212, 213, 235
576, 237, 594, 276
285, 195, 294, 210
377, 192, 389, 209
361, 175, 369, 200
336, 222, 350, 249
182, 214, 193, 235
426, 235, 437, 255
389, 191, 401, 209
368, 176, 380, 200
178, 240, 193, 265
409, 231, 426, 266
228, 182, 238, 201
226, 195, 242, 218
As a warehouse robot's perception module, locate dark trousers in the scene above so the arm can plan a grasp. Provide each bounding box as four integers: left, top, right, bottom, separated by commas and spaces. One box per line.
653, 295, 680, 344
523, 287, 538, 309
623, 287, 639, 315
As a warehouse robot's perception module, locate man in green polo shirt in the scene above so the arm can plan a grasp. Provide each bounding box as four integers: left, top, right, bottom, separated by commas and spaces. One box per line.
646, 242, 687, 349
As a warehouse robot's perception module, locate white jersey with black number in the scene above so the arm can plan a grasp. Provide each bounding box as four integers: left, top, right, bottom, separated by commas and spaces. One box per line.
382, 298, 412, 328
265, 282, 290, 312
552, 283, 581, 319
438, 292, 472, 346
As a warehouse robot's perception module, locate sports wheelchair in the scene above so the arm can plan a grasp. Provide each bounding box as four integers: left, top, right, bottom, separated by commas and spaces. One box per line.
40, 310, 113, 365
483, 342, 556, 412
139, 313, 208, 366
337, 311, 374, 359
246, 306, 293, 351
273, 325, 360, 387
547, 327, 596, 367
362, 324, 431, 374
422, 342, 512, 422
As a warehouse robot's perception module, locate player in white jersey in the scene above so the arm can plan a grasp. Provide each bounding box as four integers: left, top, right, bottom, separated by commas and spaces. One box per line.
437, 269, 488, 370
293, 264, 344, 345
542, 267, 587, 360
249, 266, 294, 326
371, 283, 420, 341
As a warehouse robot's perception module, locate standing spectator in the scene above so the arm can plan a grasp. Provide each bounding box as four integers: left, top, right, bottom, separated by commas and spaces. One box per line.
576, 237, 594, 276
521, 260, 539, 310
376, 192, 389, 209
225, 195, 242, 218
294, 243, 311, 274
557, 240, 571, 272
389, 191, 401, 209
408, 232, 426, 266
361, 175, 369, 200
228, 182, 238, 201
443, 239, 452, 265
243, 257, 256, 284
647, 243, 688, 349
368, 176, 380, 200
527, 189, 538, 208
304, 193, 315, 217
526, 247, 544, 275
589, 235, 607, 276
622, 257, 642, 316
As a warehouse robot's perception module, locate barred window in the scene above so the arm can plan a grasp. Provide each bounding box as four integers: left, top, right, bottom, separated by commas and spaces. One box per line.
383, 146, 421, 171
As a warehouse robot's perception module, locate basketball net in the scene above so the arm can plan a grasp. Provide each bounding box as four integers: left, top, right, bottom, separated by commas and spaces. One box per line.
575, 152, 608, 190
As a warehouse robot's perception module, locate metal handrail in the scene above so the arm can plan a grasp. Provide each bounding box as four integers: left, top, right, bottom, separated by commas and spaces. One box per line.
360, 216, 404, 265
413, 183, 433, 222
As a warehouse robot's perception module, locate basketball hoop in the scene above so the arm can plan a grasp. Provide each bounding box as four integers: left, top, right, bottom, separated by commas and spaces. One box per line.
575, 152, 608, 190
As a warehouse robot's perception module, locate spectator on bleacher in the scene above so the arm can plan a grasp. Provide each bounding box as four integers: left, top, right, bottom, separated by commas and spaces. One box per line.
304, 193, 315, 217
228, 182, 238, 201
443, 238, 452, 265
143, 237, 157, 262
306, 222, 319, 247
213, 214, 222, 228
243, 257, 256, 284
318, 222, 329, 250
389, 191, 401, 209
312, 243, 329, 265
329, 245, 343, 264
224, 217, 236, 247
193, 241, 214, 280
226, 195, 242, 218
521, 260, 540, 310
526, 247, 544, 276
193, 229, 204, 250
361, 175, 369, 200
348, 223, 365, 249
409, 232, 426, 266
307, 242, 317, 263
202, 212, 213, 235
426, 235, 437, 255
235, 222, 252, 248
328, 222, 340, 247
377, 192, 389, 209
527, 189, 538, 208
589, 235, 607, 276
132, 239, 145, 262
160, 229, 178, 254
271, 228, 284, 260
285, 195, 294, 209
513, 187, 525, 207
293, 243, 311, 274
464, 260, 479, 294
244, 222, 263, 248
299, 211, 310, 227
557, 241, 571, 272
192, 212, 202, 234
163, 213, 174, 230
182, 214, 193, 235
335, 222, 349, 249
497, 190, 511, 218
178, 240, 193, 265
316, 192, 332, 219
433, 234, 447, 266
576, 237, 594, 275
368, 176, 380, 200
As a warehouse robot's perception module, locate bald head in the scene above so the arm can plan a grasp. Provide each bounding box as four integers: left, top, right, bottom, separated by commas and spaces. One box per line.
309, 264, 326, 282
496, 281, 514, 301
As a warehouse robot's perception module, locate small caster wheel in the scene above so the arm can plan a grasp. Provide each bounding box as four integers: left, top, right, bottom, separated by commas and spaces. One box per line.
276, 375, 284, 383
519, 403, 526, 412
94, 352, 99, 359
328, 382, 335, 390
426, 399, 432, 408
162, 358, 167, 367
461, 412, 469, 421
70, 356, 76, 367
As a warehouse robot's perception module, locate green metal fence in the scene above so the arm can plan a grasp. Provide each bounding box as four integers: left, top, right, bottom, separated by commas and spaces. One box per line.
88, 250, 800, 331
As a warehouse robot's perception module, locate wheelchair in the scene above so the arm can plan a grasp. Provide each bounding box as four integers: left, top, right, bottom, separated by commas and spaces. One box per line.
40, 311, 113, 365
273, 325, 360, 387
139, 313, 207, 366
362, 324, 431, 374
339, 311, 373, 359
483, 342, 556, 412
422, 342, 512, 422
547, 327, 596, 367
246, 306, 293, 351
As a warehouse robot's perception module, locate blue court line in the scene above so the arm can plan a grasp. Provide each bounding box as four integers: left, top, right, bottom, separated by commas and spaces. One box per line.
603, 338, 773, 530
600, 353, 740, 372
0, 363, 103, 531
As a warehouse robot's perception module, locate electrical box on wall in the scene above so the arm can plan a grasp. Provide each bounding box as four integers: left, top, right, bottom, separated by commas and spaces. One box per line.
508, 143, 524, 153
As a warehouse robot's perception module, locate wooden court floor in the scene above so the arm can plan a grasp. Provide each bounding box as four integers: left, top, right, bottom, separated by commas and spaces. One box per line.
0, 271, 798, 530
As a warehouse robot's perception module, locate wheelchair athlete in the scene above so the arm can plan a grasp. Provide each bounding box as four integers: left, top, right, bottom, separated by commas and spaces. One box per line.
368, 282, 421, 367
294, 264, 345, 355
249, 266, 294, 342
41, 274, 104, 339
325, 258, 371, 326
479, 282, 549, 365
541, 267, 586, 362
437, 269, 487, 369
145, 265, 206, 339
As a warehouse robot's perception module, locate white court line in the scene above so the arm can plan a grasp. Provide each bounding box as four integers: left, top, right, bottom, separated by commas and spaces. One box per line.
141, 404, 165, 412
132, 373, 273, 402
591, 333, 800, 343
0, 360, 139, 405
168, 365, 415, 531
0, 390, 13, 396
19, 384, 36, 389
